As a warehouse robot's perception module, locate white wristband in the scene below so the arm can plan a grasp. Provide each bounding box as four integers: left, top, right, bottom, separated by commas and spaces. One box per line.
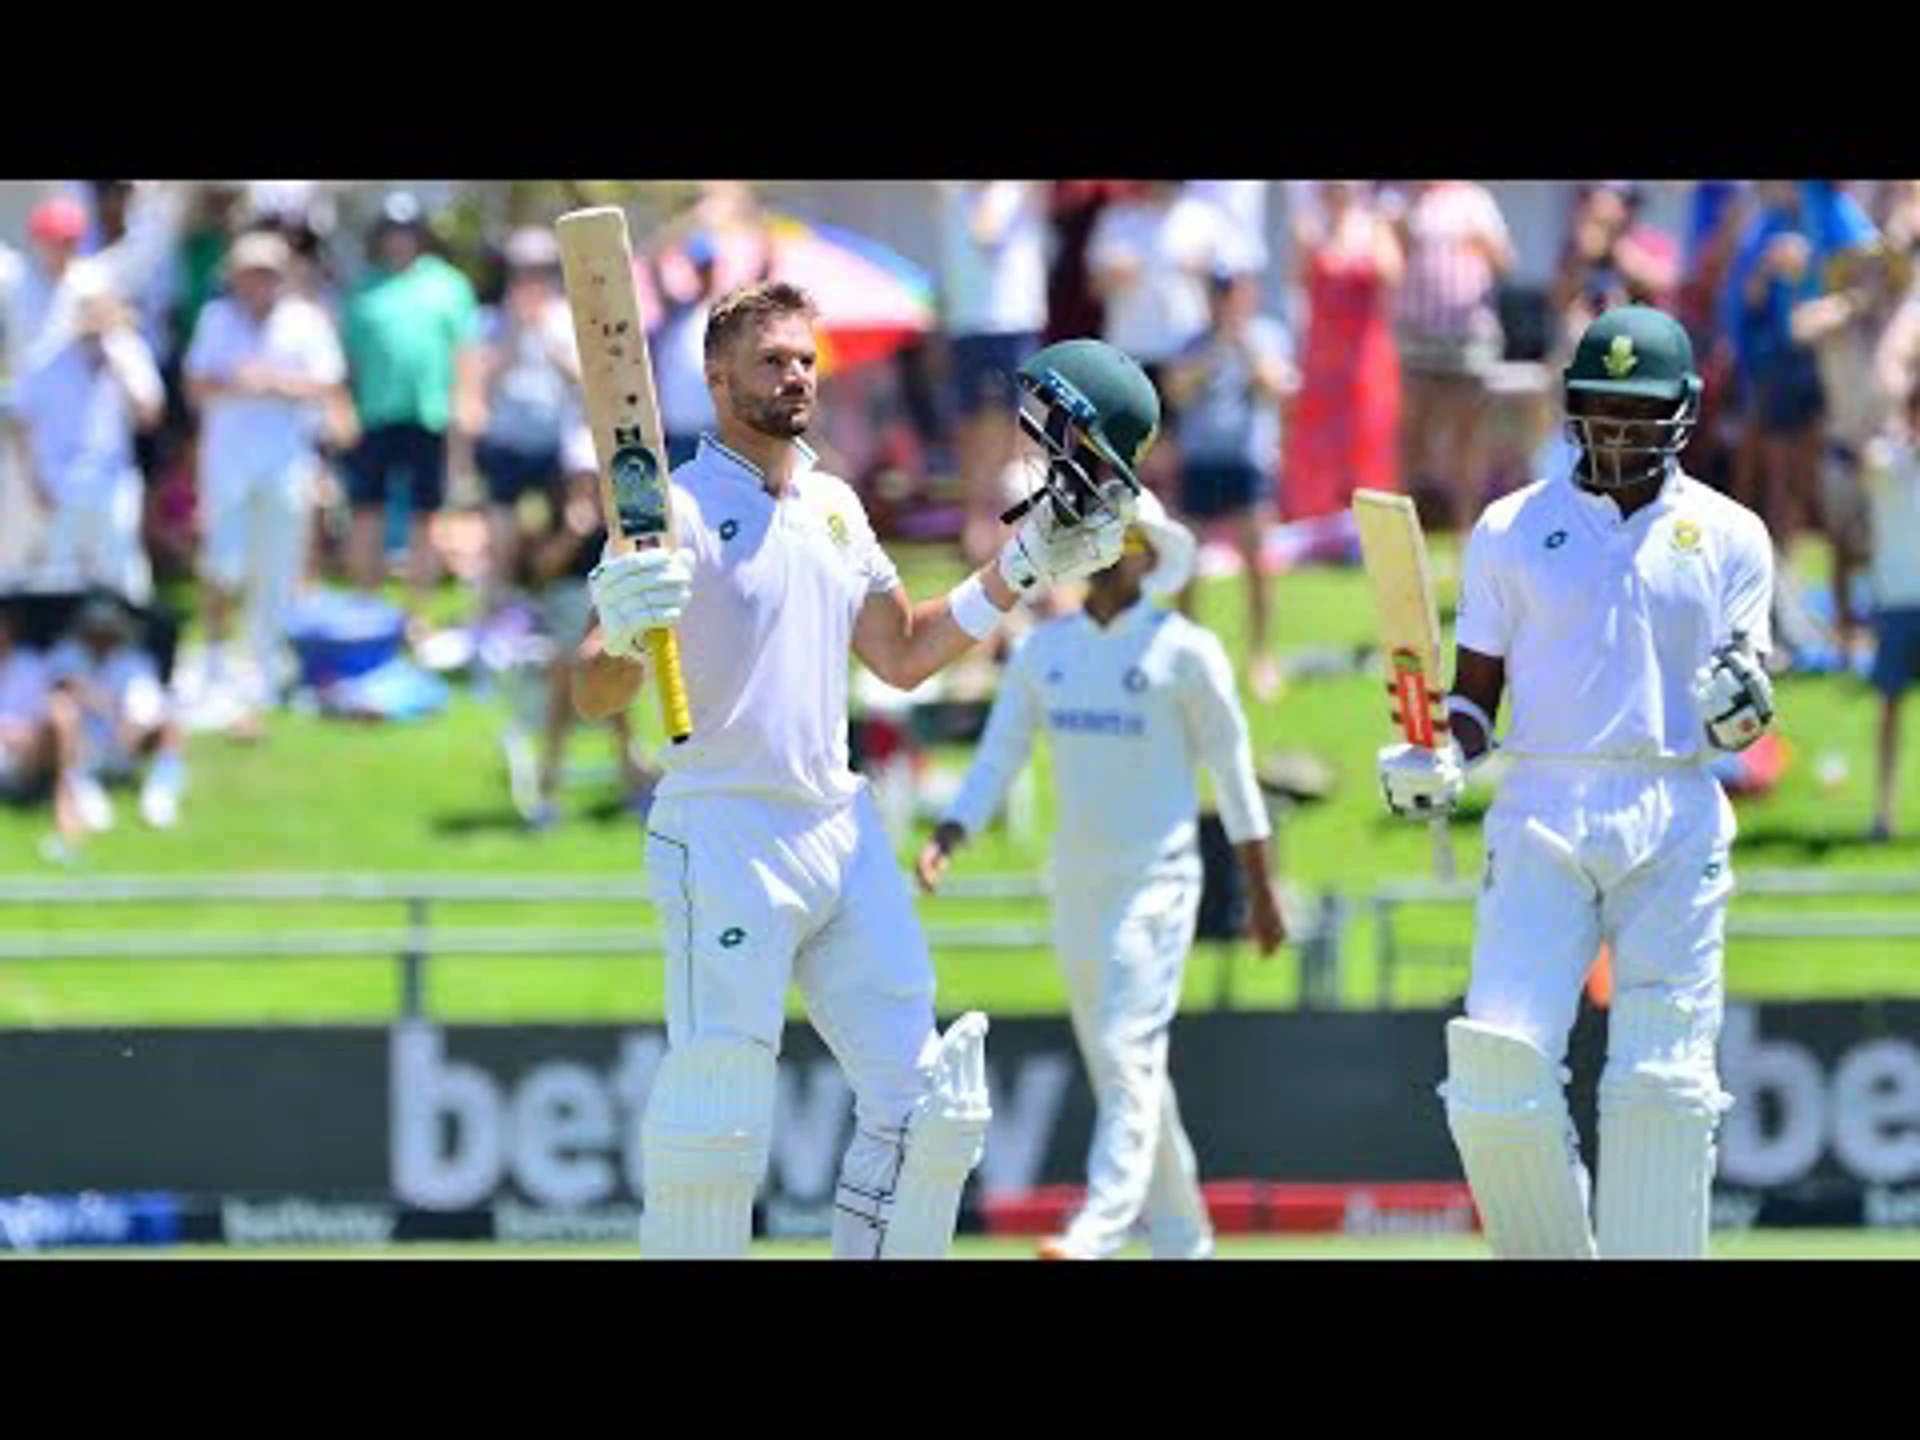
948, 572, 1005, 642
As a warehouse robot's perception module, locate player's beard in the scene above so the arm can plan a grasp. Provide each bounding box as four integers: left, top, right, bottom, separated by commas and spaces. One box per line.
733, 386, 814, 440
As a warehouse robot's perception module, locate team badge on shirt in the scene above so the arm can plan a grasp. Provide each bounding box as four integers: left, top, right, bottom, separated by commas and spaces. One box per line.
1123, 666, 1149, 693
825, 512, 850, 549
1670, 519, 1703, 555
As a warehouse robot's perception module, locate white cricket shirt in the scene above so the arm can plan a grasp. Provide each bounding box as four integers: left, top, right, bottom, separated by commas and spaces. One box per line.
186, 295, 345, 496
944, 601, 1270, 882
649, 437, 900, 810
1455, 468, 1775, 765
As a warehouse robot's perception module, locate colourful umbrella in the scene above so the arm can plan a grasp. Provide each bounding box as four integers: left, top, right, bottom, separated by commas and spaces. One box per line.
763, 213, 936, 376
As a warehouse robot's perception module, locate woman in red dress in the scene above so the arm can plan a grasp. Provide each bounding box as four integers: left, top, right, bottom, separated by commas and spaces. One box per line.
1282, 181, 1404, 519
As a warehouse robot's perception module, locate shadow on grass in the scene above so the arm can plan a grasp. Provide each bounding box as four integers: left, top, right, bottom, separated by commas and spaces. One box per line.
1734, 821, 1920, 862
430, 795, 642, 837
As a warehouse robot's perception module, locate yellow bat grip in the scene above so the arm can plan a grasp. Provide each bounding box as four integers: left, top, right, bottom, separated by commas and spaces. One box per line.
648, 627, 692, 744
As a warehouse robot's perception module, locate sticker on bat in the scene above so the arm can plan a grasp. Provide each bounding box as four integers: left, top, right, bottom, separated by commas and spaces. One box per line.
608, 424, 668, 537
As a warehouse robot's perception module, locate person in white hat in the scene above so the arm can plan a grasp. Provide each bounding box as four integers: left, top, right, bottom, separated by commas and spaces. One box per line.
184, 227, 352, 739
916, 488, 1287, 1259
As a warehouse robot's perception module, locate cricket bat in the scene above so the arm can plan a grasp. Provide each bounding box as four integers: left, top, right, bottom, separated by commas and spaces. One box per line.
1352, 489, 1455, 880
556, 206, 692, 745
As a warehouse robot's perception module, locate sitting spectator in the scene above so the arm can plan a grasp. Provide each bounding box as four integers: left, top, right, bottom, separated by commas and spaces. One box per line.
46, 592, 185, 834
340, 193, 482, 627
515, 431, 659, 830
12, 283, 165, 605
1160, 267, 1297, 702
184, 229, 354, 740
1388, 180, 1516, 531
0, 606, 85, 858
460, 225, 579, 614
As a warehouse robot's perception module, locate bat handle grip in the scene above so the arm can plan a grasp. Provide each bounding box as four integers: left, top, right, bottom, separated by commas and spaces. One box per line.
648, 628, 692, 744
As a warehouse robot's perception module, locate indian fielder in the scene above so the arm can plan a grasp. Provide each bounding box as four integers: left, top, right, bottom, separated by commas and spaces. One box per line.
916, 488, 1287, 1260
1377, 305, 1777, 1259
575, 281, 1162, 1258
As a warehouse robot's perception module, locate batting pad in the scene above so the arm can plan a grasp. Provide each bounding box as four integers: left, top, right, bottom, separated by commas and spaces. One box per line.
1597, 990, 1732, 1260
639, 1036, 776, 1259
1441, 1019, 1598, 1259
880, 1012, 992, 1259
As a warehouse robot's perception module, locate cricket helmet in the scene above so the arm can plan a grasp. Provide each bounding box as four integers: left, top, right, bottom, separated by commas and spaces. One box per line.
1007, 339, 1159, 530
1562, 304, 1702, 490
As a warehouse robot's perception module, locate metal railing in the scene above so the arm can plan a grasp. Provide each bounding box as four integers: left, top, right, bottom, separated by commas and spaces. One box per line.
0, 872, 1345, 1019
1368, 870, 1920, 1008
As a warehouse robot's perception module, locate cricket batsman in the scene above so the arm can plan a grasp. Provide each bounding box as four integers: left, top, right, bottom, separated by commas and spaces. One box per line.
575, 284, 1160, 1258
1376, 305, 1777, 1259
916, 488, 1287, 1260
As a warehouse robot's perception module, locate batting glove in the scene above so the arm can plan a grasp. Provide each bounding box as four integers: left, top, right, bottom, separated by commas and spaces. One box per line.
1378, 741, 1466, 820
590, 548, 693, 661
997, 480, 1136, 595
1692, 633, 1774, 752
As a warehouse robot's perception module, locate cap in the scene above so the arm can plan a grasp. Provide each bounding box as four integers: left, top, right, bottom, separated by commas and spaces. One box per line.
504, 226, 560, 269
376, 192, 425, 231
227, 229, 291, 275
29, 196, 88, 247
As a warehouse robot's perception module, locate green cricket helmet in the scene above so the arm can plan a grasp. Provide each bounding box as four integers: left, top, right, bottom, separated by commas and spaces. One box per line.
1005, 339, 1161, 528
1562, 304, 1702, 490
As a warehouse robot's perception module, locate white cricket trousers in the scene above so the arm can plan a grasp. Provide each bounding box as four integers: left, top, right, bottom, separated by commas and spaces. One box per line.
1051, 865, 1212, 1258
1465, 761, 1737, 1065
201, 454, 317, 703
643, 787, 941, 1178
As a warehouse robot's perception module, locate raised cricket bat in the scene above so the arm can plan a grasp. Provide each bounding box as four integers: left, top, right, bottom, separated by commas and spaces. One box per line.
1352, 489, 1455, 880
556, 206, 692, 745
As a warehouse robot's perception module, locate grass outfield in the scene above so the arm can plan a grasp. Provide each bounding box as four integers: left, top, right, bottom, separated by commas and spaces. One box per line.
4, 536, 1919, 1026
11, 1230, 1920, 1260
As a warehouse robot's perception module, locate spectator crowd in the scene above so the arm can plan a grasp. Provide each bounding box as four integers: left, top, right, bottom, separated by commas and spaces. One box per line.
4, 178, 1920, 857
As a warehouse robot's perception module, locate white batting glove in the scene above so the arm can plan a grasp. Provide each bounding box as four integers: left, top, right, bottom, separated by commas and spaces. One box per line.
1377, 741, 1466, 820
997, 481, 1137, 595
589, 548, 693, 661
1692, 634, 1775, 752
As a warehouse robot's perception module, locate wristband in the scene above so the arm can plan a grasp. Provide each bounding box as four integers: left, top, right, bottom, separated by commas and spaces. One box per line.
1444, 693, 1497, 756
948, 572, 1005, 641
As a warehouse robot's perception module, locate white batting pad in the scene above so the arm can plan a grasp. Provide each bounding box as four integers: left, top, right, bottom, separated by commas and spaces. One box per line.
1597, 989, 1732, 1260
878, 1012, 992, 1259
639, 1036, 776, 1259
1442, 1019, 1598, 1259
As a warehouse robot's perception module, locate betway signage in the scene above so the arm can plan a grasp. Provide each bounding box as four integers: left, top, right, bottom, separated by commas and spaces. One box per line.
4, 1003, 1919, 1226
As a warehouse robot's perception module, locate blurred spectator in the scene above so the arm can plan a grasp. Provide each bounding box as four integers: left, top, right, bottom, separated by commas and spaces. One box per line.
12, 283, 165, 604
1676, 181, 1751, 494
46, 592, 185, 834
1160, 267, 1297, 702
171, 183, 249, 364
644, 228, 720, 468
76, 183, 177, 367
460, 225, 579, 614
1087, 180, 1239, 497
1860, 368, 1920, 842
933, 181, 1048, 566
340, 192, 482, 626
1281, 180, 1404, 520
1792, 209, 1911, 658
0, 605, 84, 858
1043, 181, 1140, 346
184, 229, 354, 740
1186, 180, 1271, 274
1388, 180, 1516, 531
1549, 182, 1678, 358
0, 235, 31, 581
515, 432, 659, 830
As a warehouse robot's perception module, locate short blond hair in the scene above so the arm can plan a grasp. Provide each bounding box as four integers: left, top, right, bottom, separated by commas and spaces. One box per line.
704, 280, 819, 363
